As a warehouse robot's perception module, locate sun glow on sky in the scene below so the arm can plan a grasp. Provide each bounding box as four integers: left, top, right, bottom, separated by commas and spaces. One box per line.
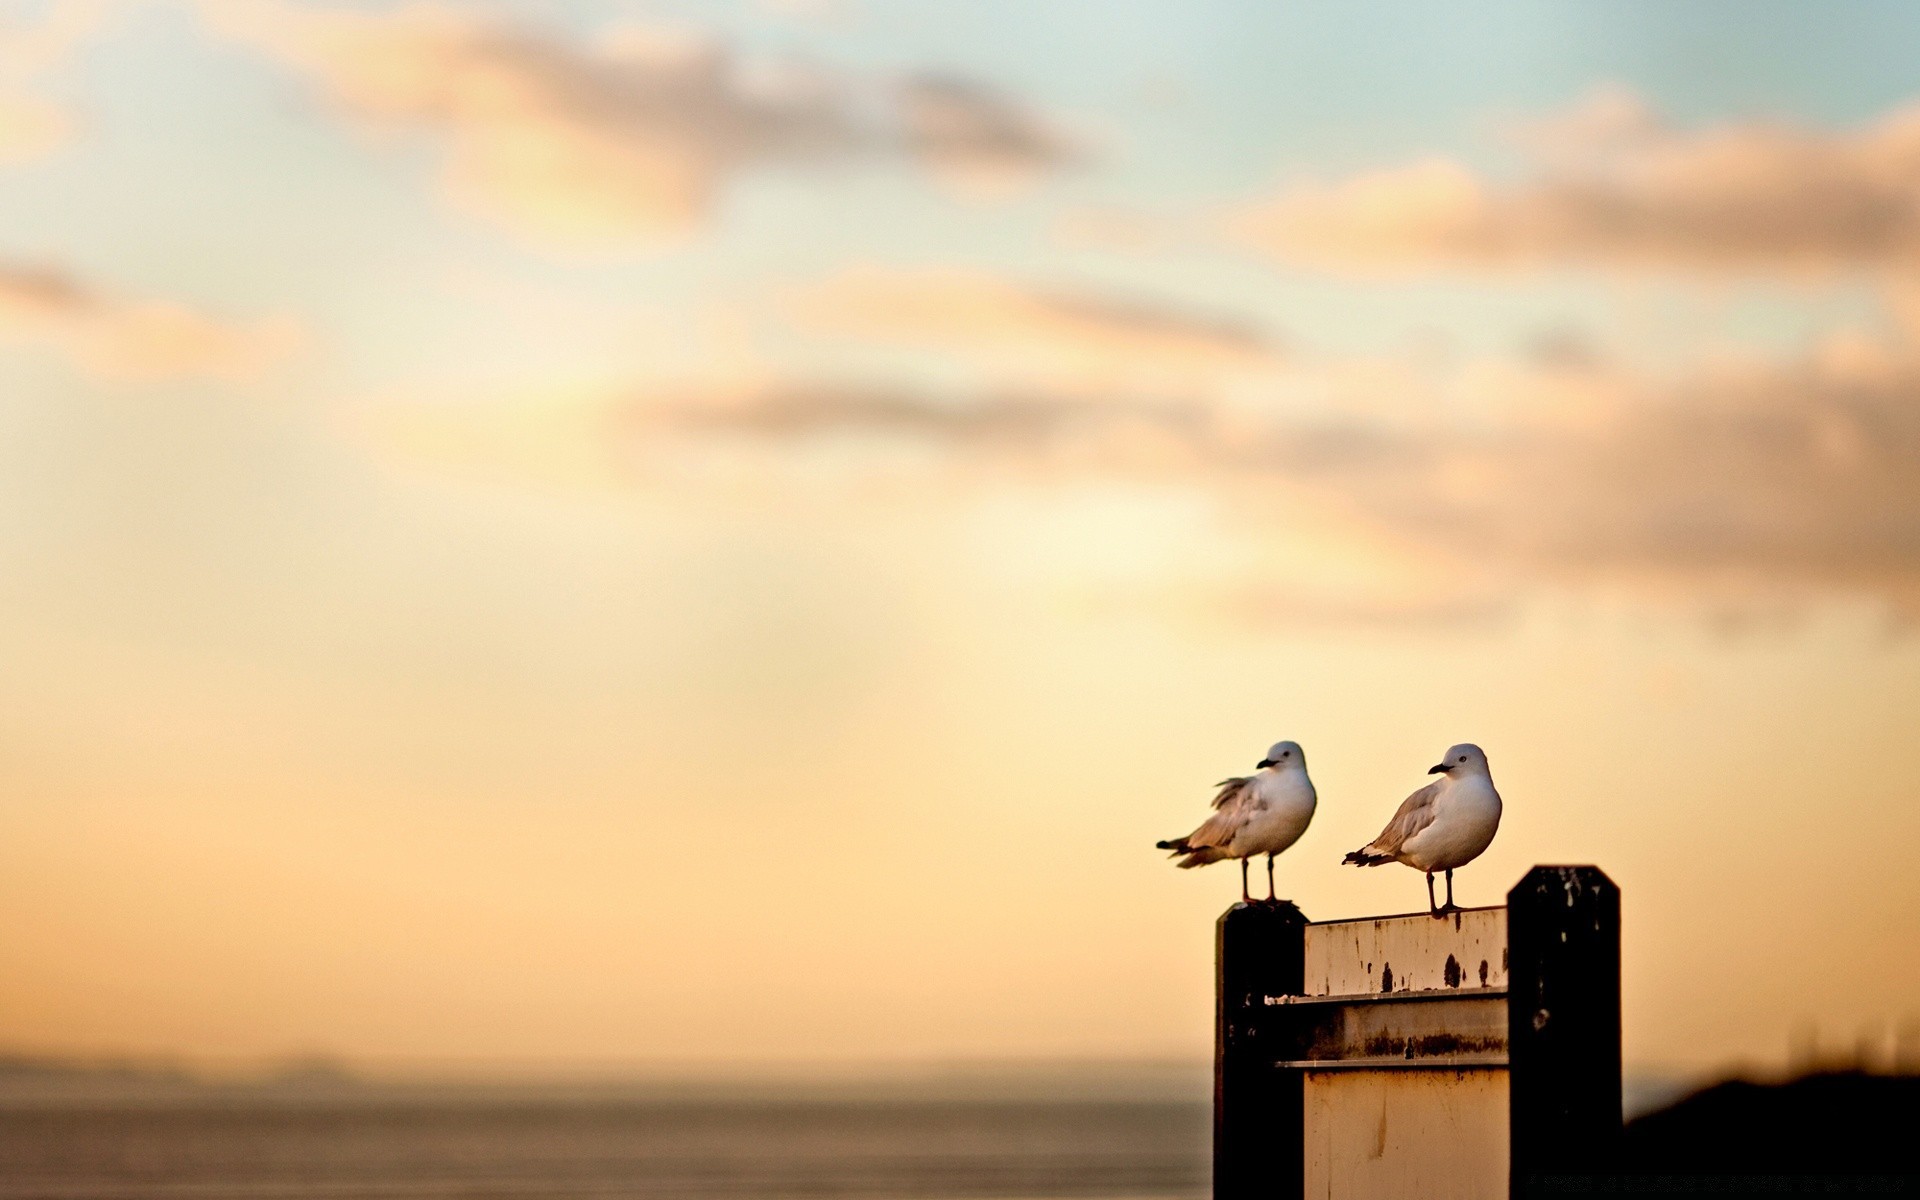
2, 0, 1919, 1081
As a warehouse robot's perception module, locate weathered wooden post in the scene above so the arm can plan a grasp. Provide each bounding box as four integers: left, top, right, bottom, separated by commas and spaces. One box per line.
1211, 865, 1620, 1200
1508, 865, 1622, 1194
1215, 900, 1307, 1200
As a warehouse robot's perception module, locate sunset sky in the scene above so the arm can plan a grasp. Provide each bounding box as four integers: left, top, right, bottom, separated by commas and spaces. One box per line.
3, 0, 1919, 1081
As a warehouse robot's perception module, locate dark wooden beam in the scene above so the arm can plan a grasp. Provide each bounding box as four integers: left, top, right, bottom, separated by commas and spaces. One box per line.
1507, 865, 1622, 1196
1215, 901, 1307, 1200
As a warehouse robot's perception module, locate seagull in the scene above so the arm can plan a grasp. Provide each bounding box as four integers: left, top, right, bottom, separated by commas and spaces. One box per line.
1156, 740, 1317, 903
1342, 743, 1502, 917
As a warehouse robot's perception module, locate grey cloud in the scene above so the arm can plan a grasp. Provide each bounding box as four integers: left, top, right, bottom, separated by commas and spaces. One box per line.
897, 75, 1079, 190
636, 352, 1920, 613
1022, 289, 1272, 359
1265, 364, 1920, 607
0, 262, 96, 313
634, 383, 1203, 450
204, 2, 1078, 244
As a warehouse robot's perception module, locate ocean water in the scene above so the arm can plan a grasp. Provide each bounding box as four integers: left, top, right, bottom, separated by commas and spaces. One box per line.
0, 1098, 1211, 1200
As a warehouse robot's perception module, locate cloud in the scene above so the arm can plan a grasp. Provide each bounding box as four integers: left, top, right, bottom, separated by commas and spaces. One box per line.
201, 2, 1075, 246
896, 76, 1077, 195
0, 262, 300, 380
630, 344, 1920, 615
354, 375, 1211, 494
1306, 350, 1920, 607
1235, 85, 1920, 277
0, 0, 111, 165
348, 280, 1920, 619
636, 382, 1202, 452
790, 267, 1283, 387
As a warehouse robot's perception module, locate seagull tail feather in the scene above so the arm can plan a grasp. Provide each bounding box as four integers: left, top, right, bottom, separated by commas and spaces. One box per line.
1342, 846, 1393, 867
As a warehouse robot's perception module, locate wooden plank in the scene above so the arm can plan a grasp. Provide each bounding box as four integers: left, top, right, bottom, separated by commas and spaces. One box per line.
1269, 991, 1508, 1068
1297, 906, 1512, 1196
1304, 1068, 1509, 1200
1303, 906, 1507, 996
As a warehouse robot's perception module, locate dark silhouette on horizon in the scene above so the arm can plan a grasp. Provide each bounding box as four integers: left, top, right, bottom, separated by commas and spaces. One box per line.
1617, 1070, 1919, 1181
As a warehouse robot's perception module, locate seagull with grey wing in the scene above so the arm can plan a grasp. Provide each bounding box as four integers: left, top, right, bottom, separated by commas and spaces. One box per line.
1343, 743, 1502, 917
1156, 740, 1317, 904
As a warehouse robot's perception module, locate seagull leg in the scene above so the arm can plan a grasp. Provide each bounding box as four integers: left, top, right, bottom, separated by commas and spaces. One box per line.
1266, 854, 1277, 903
1240, 858, 1251, 903
1426, 872, 1438, 918
1444, 869, 1456, 912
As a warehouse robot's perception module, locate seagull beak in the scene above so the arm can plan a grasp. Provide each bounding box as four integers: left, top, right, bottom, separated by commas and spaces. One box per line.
1428, 763, 1449, 774
1256, 758, 1275, 769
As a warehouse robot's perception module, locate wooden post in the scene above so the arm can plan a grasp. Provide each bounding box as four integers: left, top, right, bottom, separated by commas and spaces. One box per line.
1507, 865, 1622, 1195
1211, 868, 1619, 1197
1215, 901, 1307, 1200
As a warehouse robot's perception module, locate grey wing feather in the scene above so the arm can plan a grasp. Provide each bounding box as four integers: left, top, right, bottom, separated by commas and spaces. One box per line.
1212, 776, 1252, 808
1369, 781, 1441, 854
1170, 777, 1257, 853
1342, 780, 1440, 866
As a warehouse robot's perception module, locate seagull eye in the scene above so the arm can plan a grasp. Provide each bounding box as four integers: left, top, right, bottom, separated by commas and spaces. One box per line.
1282, 751, 1290, 757
1458, 755, 1467, 763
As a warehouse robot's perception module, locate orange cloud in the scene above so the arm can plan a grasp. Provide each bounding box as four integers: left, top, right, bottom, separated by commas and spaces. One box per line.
1236, 86, 1920, 277
653, 342, 1920, 614
202, 2, 1074, 247
1360, 355, 1920, 605
340, 230, 1920, 621
0, 0, 112, 165
792, 268, 1282, 387
0, 263, 300, 381
349, 329, 1920, 620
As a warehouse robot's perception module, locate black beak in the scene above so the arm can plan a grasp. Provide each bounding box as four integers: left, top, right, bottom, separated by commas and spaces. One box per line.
1428, 763, 1449, 774
1256, 758, 1275, 769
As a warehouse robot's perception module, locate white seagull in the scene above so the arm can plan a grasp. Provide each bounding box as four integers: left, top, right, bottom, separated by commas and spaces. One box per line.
1156, 740, 1318, 903
1343, 743, 1503, 916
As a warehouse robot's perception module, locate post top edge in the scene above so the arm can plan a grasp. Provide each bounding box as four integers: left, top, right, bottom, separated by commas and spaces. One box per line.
1507, 864, 1618, 899
1217, 899, 1310, 925
1306, 903, 1505, 927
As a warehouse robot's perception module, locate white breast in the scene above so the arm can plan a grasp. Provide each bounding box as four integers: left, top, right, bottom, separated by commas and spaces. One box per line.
1230, 770, 1317, 857
1400, 775, 1502, 872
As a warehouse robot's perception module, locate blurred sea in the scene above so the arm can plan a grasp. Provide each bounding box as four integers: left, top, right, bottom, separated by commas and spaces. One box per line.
0, 1060, 1703, 1198
0, 1068, 1210, 1200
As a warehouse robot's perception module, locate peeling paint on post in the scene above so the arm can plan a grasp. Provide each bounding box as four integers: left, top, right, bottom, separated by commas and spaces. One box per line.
1294, 907, 1511, 1198
1215, 901, 1307, 1200
1507, 865, 1622, 1195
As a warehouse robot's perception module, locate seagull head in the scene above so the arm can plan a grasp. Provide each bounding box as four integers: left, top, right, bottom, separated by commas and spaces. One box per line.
1257, 740, 1304, 770
1429, 743, 1489, 776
